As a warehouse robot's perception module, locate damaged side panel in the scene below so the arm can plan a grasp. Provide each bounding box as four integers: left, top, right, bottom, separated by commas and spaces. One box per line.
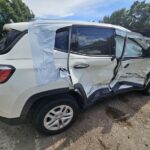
110, 31, 150, 92
68, 25, 117, 100
28, 21, 150, 104
69, 26, 150, 102
69, 54, 117, 97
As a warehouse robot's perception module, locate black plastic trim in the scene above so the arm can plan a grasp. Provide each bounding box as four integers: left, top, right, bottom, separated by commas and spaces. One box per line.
20, 88, 70, 119
74, 83, 88, 106
0, 116, 24, 125
88, 87, 112, 103
112, 81, 144, 92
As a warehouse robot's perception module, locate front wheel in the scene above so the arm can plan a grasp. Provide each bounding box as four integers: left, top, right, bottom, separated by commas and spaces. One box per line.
33, 96, 79, 135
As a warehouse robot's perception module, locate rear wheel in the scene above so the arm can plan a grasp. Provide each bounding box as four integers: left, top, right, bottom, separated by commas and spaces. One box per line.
33, 96, 79, 135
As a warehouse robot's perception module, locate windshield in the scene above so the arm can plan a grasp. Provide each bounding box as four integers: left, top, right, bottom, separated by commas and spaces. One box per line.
0, 29, 22, 54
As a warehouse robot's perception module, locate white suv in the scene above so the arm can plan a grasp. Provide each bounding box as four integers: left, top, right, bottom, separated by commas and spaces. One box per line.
0, 20, 150, 135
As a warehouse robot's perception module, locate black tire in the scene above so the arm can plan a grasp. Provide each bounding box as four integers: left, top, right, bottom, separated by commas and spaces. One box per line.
33, 96, 79, 135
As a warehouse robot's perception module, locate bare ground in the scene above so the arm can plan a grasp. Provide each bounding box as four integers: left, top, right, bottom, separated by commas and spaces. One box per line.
1, 92, 150, 150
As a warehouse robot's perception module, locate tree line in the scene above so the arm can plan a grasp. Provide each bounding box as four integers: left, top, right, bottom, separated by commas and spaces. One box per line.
0, 0, 34, 38
102, 1, 150, 37
0, 0, 149, 38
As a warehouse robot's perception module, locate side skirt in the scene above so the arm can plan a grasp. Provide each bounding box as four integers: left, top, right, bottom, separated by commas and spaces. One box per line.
88, 82, 145, 104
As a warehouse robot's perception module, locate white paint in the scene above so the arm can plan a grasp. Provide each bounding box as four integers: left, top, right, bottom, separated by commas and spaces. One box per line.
69, 53, 117, 97
3, 20, 130, 33
0, 20, 149, 119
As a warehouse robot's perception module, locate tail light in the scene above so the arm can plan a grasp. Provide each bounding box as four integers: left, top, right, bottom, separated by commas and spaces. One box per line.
0, 65, 15, 83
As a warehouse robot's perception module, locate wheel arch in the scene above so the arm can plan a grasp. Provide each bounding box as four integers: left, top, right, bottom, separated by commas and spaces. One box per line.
20, 88, 88, 121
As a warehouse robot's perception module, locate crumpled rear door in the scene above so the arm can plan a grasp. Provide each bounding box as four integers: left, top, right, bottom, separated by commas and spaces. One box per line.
69, 25, 117, 98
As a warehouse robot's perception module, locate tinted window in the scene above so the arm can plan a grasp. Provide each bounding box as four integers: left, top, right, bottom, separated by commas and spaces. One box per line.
55, 27, 69, 52
124, 38, 143, 57
71, 26, 114, 56
0, 30, 22, 54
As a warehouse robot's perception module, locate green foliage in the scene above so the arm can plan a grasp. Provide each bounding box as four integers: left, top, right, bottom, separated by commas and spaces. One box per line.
102, 1, 150, 36
0, 0, 34, 38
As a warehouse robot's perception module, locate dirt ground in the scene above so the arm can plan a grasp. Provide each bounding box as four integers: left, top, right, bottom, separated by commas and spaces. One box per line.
0, 92, 150, 150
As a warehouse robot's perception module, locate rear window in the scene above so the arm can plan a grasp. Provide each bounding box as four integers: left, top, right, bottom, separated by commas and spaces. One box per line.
0, 29, 24, 54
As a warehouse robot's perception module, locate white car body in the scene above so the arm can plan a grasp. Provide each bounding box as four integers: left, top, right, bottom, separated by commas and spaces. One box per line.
0, 20, 150, 124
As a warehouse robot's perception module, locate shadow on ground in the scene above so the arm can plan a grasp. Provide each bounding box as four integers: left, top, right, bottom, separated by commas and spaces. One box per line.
0, 92, 150, 150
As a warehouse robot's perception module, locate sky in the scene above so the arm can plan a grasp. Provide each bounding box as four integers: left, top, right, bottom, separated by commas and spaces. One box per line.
22, 0, 150, 21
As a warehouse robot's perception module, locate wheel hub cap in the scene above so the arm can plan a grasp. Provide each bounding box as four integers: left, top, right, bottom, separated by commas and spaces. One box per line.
43, 105, 74, 131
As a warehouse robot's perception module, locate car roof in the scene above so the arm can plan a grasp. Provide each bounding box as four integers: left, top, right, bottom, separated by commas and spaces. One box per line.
3, 20, 130, 32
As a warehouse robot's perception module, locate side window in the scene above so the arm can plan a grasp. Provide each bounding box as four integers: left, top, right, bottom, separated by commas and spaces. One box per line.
71, 26, 114, 56
124, 38, 143, 58
115, 36, 125, 58
0, 29, 24, 54
55, 27, 69, 52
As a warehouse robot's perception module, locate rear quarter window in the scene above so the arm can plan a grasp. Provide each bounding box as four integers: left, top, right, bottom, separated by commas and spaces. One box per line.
0, 29, 26, 54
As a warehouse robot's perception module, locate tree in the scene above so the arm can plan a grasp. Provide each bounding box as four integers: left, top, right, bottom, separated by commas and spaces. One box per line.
102, 1, 150, 37
0, 0, 34, 38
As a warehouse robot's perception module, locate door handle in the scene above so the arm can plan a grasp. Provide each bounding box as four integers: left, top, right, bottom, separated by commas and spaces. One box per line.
124, 63, 129, 68
74, 63, 89, 69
